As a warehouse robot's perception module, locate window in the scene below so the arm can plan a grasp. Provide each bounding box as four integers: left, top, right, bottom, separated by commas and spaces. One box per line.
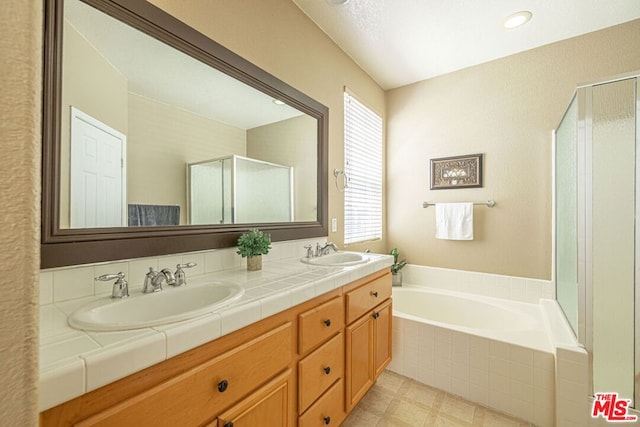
343, 91, 383, 244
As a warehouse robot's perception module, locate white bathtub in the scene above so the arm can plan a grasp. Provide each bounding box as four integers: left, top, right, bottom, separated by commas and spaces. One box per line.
388, 285, 556, 426
392, 286, 552, 352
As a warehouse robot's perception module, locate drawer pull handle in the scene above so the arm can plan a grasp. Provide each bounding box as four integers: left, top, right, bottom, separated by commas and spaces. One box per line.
217, 379, 229, 392
323, 366, 331, 375
324, 416, 331, 425
323, 319, 331, 327
224, 422, 234, 427
372, 312, 380, 319
371, 291, 378, 297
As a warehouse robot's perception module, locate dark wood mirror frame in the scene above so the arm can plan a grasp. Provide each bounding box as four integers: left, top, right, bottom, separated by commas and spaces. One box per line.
41, 0, 329, 269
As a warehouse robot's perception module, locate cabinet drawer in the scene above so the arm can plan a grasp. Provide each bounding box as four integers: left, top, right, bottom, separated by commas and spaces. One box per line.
76, 323, 292, 427
298, 379, 345, 427
298, 296, 343, 354
298, 332, 343, 413
346, 274, 391, 324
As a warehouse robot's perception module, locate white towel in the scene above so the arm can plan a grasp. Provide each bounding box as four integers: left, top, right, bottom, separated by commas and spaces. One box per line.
435, 203, 473, 240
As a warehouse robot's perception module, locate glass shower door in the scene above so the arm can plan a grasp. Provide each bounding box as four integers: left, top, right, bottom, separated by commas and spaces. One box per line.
555, 95, 579, 335
590, 78, 636, 402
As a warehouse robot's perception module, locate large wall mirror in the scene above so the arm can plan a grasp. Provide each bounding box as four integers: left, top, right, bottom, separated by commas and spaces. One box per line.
42, 0, 328, 268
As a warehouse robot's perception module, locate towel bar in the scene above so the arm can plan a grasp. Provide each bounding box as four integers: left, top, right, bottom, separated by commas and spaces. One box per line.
422, 200, 495, 208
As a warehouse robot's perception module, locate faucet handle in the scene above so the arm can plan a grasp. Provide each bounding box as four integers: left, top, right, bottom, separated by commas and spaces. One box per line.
304, 244, 314, 258
177, 262, 197, 269
95, 272, 129, 299
174, 262, 197, 286
95, 272, 125, 282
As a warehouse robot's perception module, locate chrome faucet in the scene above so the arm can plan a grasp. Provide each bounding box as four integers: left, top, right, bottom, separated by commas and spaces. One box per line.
143, 267, 176, 293
319, 242, 339, 256
305, 242, 339, 258
95, 272, 129, 299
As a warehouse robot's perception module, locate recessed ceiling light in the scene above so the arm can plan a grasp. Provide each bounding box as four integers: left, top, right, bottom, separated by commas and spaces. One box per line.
272, 99, 285, 105
326, 0, 349, 5
503, 11, 533, 29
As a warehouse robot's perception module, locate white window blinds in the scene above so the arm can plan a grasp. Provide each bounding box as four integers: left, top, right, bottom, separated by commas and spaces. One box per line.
344, 91, 383, 244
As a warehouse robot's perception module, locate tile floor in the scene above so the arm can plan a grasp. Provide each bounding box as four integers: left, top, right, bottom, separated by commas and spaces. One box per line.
342, 370, 534, 427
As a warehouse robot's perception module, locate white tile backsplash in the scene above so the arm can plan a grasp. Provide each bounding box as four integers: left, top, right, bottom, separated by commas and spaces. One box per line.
39, 237, 328, 306
39, 271, 53, 305
53, 266, 95, 302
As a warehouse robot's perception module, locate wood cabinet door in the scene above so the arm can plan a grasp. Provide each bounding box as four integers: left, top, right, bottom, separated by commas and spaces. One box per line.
373, 299, 392, 379
217, 369, 292, 427
345, 313, 373, 411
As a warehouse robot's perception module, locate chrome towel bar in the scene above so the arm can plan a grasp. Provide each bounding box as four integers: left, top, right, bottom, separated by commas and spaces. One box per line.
422, 200, 496, 208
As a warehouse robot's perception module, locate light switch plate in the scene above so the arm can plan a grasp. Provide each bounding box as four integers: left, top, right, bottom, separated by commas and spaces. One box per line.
331, 218, 337, 232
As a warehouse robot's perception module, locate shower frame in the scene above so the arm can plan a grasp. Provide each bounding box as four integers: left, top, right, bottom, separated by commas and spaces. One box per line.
187, 154, 294, 225
554, 71, 640, 405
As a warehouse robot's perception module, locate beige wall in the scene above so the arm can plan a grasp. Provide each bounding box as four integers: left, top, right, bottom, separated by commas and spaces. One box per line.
60, 21, 129, 227
387, 19, 640, 280
148, 0, 387, 252
247, 115, 317, 222
127, 94, 246, 225
0, 0, 40, 424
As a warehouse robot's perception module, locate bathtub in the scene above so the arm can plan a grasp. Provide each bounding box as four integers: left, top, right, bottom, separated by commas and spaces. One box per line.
388, 285, 556, 426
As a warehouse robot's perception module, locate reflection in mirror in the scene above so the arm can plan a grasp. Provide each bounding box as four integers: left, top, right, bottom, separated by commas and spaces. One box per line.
61, 0, 318, 228
42, 0, 328, 268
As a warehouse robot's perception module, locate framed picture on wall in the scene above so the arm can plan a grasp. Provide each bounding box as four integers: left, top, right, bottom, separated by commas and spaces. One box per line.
430, 153, 483, 190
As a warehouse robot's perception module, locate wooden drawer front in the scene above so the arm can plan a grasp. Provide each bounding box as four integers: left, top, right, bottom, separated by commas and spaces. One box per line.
346, 275, 391, 324
298, 332, 344, 413
298, 379, 345, 427
76, 323, 292, 427
298, 296, 344, 354
217, 369, 291, 427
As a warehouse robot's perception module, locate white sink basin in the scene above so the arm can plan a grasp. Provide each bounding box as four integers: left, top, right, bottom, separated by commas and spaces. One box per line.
300, 251, 369, 267
68, 281, 243, 331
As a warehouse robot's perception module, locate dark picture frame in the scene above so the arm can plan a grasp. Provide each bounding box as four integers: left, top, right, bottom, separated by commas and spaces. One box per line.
430, 153, 483, 190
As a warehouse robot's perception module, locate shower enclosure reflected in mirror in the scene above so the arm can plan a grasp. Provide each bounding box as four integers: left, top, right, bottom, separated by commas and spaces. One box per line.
555, 73, 639, 406
189, 155, 294, 225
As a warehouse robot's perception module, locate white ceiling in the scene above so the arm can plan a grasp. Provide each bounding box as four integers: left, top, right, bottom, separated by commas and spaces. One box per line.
66, 0, 303, 130
292, 0, 640, 90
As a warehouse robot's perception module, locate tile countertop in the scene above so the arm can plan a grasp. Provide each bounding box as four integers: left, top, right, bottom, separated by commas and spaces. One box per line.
39, 253, 393, 412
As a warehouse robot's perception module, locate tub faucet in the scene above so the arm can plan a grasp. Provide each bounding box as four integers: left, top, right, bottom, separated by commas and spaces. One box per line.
143, 267, 176, 293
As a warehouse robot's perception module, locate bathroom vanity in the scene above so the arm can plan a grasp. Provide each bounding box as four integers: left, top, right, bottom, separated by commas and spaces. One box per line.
39, 262, 392, 426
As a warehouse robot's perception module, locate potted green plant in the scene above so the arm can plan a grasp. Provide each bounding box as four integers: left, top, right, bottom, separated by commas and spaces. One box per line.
236, 229, 271, 271
390, 248, 407, 286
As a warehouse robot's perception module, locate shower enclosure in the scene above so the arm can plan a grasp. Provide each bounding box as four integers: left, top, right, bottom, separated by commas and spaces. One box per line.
188, 155, 293, 225
555, 73, 639, 405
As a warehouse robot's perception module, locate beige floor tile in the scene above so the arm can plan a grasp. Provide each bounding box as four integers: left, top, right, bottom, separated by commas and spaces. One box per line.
342, 371, 534, 427
401, 381, 442, 410
342, 406, 382, 427
385, 399, 431, 426
439, 395, 476, 423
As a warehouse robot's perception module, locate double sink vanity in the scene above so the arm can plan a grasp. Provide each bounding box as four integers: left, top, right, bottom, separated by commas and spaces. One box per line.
38, 0, 391, 424
40, 251, 393, 426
